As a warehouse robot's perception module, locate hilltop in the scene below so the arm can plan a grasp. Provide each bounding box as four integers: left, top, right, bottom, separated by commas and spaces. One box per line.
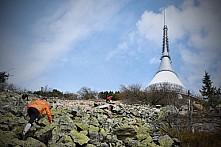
0, 91, 220, 146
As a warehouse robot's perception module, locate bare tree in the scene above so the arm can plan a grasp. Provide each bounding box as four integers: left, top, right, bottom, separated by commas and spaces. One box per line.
119, 84, 147, 104
6, 83, 17, 92
0, 71, 10, 91
77, 86, 98, 100
145, 83, 180, 106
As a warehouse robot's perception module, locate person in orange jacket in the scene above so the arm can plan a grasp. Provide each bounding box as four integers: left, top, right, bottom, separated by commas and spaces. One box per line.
22, 97, 52, 138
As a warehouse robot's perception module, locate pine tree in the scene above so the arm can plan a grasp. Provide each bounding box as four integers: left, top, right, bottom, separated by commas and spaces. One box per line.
199, 71, 221, 108
199, 71, 214, 99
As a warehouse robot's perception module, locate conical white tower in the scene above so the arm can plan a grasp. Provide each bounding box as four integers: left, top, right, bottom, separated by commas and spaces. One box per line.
148, 11, 185, 91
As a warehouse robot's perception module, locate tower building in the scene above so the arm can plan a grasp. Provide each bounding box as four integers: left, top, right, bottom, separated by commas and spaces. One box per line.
148, 11, 185, 92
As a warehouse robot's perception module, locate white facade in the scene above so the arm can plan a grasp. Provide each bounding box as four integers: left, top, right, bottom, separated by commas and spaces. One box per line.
149, 70, 185, 88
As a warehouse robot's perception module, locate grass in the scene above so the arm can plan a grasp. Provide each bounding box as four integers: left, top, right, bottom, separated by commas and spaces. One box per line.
166, 127, 221, 147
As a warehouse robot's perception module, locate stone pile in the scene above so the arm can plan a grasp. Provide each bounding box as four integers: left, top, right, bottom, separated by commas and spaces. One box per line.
0, 92, 179, 147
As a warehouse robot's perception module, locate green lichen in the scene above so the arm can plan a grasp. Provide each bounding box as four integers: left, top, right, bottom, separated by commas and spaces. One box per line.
69, 130, 90, 145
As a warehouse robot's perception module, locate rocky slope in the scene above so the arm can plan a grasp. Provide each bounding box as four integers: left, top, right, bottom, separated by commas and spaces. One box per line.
0, 92, 181, 147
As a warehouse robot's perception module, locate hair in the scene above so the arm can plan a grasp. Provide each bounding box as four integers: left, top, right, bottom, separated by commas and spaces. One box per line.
22, 94, 28, 100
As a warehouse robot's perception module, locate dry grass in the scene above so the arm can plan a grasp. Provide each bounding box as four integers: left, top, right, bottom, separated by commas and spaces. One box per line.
166, 127, 221, 147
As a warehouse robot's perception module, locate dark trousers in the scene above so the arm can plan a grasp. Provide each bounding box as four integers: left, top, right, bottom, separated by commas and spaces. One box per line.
27, 107, 40, 124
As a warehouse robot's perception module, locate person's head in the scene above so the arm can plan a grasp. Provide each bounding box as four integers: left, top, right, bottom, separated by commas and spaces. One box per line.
22, 94, 28, 101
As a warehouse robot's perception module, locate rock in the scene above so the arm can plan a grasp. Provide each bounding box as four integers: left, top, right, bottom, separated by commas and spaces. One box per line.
179, 105, 188, 115
124, 137, 139, 147
0, 124, 9, 131
100, 128, 108, 137
88, 125, 99, 135
173, 138, 181, 146
89, 116, 100, 127
158, 135, 174, 147
100, 142, 109, 147
17, 137, 47, 147
0, 130, 17, 146
193, 102, 203, 110
140, 137, 157, 147
0, 91, 183, 147
74, 122, 88, 131
113, 127, 137, 140
57, 135, 72, 144
34, 125, 54, 145
87, 144, 96, 147
48, 126, 63, 145
24, 137, 46, 147
69, 130, 90, 146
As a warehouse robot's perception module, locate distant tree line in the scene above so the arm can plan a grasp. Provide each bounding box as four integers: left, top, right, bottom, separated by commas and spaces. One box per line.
1, 70, 220, 108
33, 89, 63, 98
98, 91, 120, 100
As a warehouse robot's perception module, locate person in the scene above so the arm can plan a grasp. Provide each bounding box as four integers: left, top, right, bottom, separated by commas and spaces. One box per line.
22, 97, 52, 138
22, 94, 28, 101
106, 95, 112, 103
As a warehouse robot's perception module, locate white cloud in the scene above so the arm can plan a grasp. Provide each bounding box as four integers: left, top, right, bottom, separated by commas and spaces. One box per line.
105, 30, 147, 62
1, 0, 127, 89
136, 11, 162, 45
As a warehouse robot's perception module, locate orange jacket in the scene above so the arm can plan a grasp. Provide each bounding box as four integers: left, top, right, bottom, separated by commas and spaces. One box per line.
27, 99, 52, 122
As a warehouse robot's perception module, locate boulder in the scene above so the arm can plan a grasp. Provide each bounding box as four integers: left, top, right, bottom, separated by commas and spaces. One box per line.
193, 102, 203, 110
0, 130, 17, 146
69, 130, 90, 146
113, 127, 137, 140
158, 135, 174, 147
11, 137, 47, 147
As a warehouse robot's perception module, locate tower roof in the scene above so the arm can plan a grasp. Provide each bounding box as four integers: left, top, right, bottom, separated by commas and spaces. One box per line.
148, 11, 185, 90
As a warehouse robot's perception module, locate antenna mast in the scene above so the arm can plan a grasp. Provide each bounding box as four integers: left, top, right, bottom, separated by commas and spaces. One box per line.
164, 9, 166, 26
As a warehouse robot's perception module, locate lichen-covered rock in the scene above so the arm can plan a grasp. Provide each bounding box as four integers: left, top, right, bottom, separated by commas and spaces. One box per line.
140, 135, 155, 146
57, 135, 73, 144
89, 116, 100, 127
113, 127, 137, 140
12, 137, 47, 147
0, 124, 9, 131
87, 143, 97, 147
48, 126, 62, 145
34, 126, 54, 145
50, 142, 76, 147
100, 142, 109, 147
0, 130, 17, 146
100, 128, 108, 137
0, 92, 182, 147
124, 137, 139, 147
74, 122, 88, 131
88, 125, 99, 135
69, 129, 90, 145
158, 135, 174, 147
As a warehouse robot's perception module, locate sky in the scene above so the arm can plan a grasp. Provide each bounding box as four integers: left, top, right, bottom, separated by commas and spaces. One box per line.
0, 0, 221, 94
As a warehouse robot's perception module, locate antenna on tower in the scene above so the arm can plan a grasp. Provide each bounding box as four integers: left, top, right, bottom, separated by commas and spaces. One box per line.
164, 9, 166, 26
